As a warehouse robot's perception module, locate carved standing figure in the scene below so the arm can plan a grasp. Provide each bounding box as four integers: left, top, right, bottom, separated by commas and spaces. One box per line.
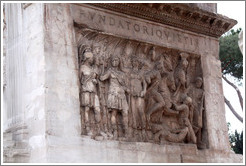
189, 77, 206, 149
93, 43, 110, 138
174, 52, 189, 96
100, 56, 129, 139
79, 45, 101, 136
129, 57, 147, 141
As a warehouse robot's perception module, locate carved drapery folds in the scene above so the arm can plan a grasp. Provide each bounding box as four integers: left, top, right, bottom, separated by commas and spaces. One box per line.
77, 27, 207, 149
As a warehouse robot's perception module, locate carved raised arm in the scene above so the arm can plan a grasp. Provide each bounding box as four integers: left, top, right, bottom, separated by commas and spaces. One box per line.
100, 70, 110, 81
173, 103, 187, 112
141, 79, 147, 97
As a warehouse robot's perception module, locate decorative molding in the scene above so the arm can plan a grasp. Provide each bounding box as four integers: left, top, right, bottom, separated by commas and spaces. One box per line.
3, 4, 6, 30
3, 123, 30, 161
87, 3, 237, 38
22, 3, 32, 9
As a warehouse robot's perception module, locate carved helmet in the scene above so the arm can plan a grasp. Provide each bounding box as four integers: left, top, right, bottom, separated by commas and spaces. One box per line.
79, 45, 93, 62
92, 42, 101, 51
195, 77, 203, 83
79, 45, 91, 55
180, 52, 189, 59
180, 93, 192, 104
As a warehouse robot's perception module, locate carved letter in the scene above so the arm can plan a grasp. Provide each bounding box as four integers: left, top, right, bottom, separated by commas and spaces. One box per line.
134, 24, 140, 32
118, 20, 124, 29
109, 17, 115, 26
98, 14, 106, 24
164, 31, 170, 40
88, 11, 96, 20
143, 26, 149, 35
156, 30, 163, 39
125, 21, 131, 30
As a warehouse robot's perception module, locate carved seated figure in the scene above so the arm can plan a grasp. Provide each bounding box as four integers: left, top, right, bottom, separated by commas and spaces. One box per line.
173, 95, 197, 144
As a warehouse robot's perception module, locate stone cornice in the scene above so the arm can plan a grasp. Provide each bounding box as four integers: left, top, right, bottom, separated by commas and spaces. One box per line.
88, 3, 237, 38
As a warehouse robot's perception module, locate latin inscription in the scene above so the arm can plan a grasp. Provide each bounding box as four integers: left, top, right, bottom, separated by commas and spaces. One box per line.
73, 5, 201, 52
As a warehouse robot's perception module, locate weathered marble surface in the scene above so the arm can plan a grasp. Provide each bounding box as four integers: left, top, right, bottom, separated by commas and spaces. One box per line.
3, 3, 242, 163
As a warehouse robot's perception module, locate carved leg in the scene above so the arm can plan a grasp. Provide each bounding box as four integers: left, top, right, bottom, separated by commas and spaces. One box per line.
146, 102, 164, 122
102, 107, 108, 134
166, 127, 188, 143
85, 106, 92, 136
107, 111, 113, 138
131, 97, 137, 130
138, 98, 147, 141
174, 83, 181, 96
111, 110, 118, 139
154, 130, 163, 143
94, 106, 106, 137
94, 106, 101, 123
187, 121, 197, 144
80, 107, 85, 135
146, 91, 165, 121
122, 109, 129, 138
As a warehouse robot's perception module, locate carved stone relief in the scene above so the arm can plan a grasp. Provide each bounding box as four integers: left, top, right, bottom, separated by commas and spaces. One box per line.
76, 27, 207, 149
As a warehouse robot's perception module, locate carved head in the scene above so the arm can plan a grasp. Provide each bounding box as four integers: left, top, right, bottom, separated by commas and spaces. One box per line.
93, 43, 101, 55
180, 94, 192, 105
155, 61, 164, 74
184, 96, 192, 105
149, 46, 157, 61
131, 57, 140, 69
80, 45, 93, 64
111, 56, 120, 67
163, 55, 173, 71
180, 52, 189, 59
195, 77, 203, 88
180, 52, 189, 69
124, 41, 133, 56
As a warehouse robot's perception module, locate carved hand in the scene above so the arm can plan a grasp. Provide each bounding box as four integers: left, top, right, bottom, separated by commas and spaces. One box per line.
100, 76, 104, 81
184, 119, 190, 126
100, 74, 108, 81
92, 79, 97, 84
145, 75, 151, 84
140, 90, 146, 97
100, 71, 110, 81
123, 87, 130, 94
152, 80, 159, 88
173, 103, 177, 109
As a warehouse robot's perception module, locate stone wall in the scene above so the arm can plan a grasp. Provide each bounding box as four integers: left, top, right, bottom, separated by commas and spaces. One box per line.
44, 3, 81, 138
2, 3, 242, 163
